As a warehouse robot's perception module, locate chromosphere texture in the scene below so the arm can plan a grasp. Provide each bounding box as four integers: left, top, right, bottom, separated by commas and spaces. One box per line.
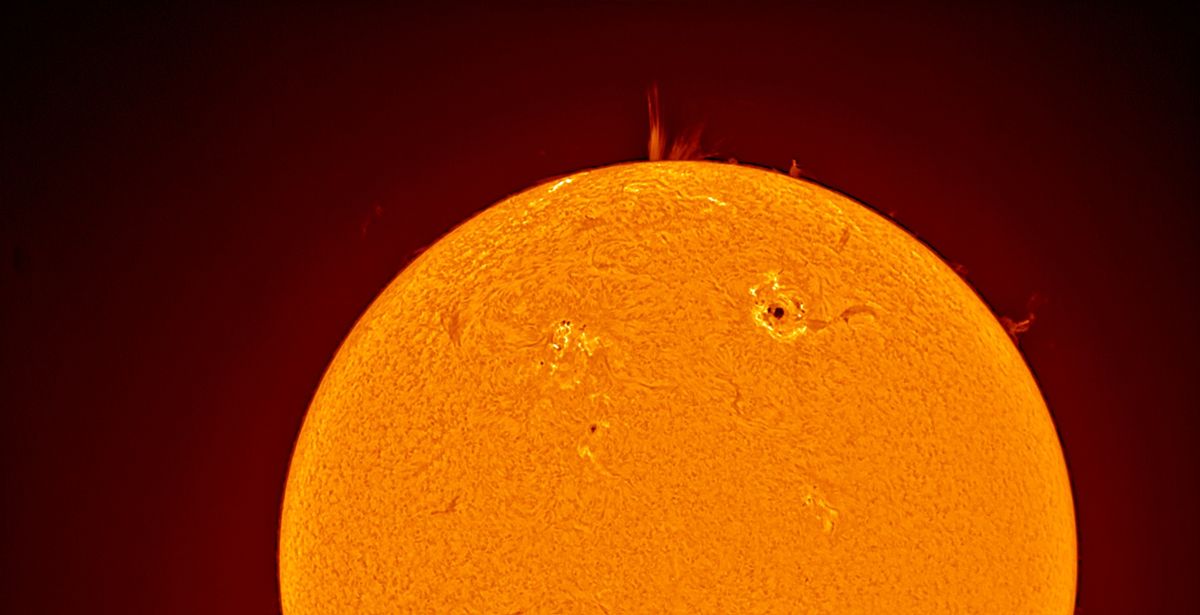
279, 161, 1076, 613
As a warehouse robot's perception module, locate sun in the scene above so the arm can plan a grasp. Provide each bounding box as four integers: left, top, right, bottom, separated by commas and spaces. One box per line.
279, 161, 1076, 613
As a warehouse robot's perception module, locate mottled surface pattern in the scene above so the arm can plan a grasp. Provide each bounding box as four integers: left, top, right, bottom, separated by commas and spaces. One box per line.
280, 161, 1076, 613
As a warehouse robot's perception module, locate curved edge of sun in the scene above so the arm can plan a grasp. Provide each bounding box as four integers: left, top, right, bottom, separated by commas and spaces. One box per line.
278, 156, 1078, 612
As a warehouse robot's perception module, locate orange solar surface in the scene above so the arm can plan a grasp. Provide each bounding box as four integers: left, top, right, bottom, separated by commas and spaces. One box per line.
280, 161, 1076, 613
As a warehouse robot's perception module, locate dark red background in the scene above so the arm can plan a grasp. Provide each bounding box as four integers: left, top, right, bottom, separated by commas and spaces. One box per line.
3, 3, 1196, 613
